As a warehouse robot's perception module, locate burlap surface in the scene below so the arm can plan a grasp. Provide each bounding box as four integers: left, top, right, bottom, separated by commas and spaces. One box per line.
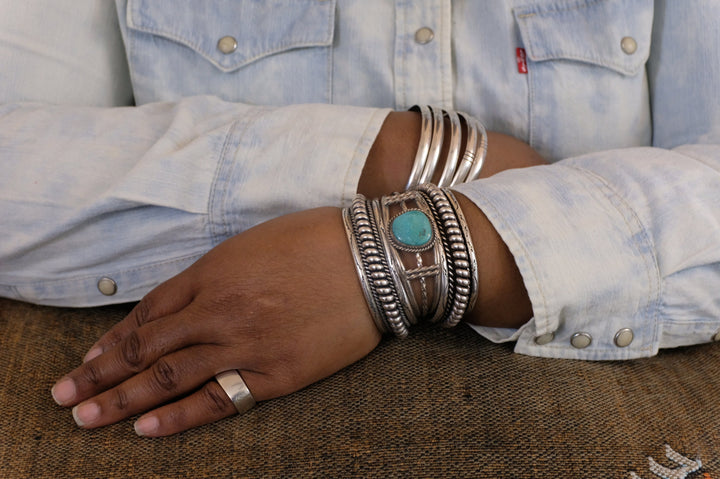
0, 297, 717, 478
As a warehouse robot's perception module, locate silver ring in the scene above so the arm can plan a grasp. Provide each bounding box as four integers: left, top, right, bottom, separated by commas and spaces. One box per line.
215, 370, 256, 414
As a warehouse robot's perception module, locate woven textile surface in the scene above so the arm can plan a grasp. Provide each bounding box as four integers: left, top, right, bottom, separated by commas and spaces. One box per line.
0, 297, 718, 478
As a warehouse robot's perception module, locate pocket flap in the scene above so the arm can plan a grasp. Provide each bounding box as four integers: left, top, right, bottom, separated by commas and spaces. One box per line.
126, 0, 336, 72
514, 0, 653, 76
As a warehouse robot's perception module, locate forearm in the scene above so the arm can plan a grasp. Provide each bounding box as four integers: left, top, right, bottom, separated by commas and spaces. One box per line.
359, 111, 545, 198
357, 111, 538, 330
0, 100, 390, 306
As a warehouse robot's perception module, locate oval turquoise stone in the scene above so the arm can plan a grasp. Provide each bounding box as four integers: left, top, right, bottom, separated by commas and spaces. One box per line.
391, 210, 432, 247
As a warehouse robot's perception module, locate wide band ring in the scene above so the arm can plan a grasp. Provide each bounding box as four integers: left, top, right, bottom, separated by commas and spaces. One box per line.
215, 370, 256, 414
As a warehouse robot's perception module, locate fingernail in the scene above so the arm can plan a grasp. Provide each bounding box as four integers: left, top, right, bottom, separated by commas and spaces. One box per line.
72, 402, 101, 427
51, 378, 76, 405
83, 346, 103, 363
134, 415, 159, 437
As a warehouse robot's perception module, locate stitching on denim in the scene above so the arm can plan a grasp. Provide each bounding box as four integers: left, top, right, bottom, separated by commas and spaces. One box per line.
127, 2, 334, 72
0, 284, 25, 302
514, 0, 649, 76
516, 0, 615, 18
326, 6, 334, 104
566, 164, 662, 354
9, 252, 204, 288
208, 119, 241, 245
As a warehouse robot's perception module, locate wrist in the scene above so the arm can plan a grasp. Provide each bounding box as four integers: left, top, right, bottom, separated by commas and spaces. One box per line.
358, 111, 421, 198
357, 109, 547, 199
454, 193, 532, 329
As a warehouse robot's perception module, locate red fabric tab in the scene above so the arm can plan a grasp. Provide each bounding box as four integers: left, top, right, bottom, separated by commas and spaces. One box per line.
516, 47, 528, 74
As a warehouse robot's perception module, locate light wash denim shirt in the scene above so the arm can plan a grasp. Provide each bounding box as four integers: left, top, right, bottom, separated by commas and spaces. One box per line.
1, 0, 719, 360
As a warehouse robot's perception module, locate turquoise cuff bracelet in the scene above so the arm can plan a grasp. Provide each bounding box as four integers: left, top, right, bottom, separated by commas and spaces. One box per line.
343, 184, 478, 337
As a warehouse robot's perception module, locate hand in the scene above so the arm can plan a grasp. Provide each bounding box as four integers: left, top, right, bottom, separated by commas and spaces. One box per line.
51, 207, 381, 436
51, 110, 540, 437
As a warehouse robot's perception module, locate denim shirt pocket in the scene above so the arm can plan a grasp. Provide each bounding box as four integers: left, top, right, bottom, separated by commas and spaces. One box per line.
513, 0, 654, 161
124, 0, 336, 105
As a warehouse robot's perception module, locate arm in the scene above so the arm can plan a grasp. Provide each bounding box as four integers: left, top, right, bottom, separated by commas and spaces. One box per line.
46, 111, 541, 437
454, 0, 720, 359
51, 133, 720, 439
0, 99, 390, 305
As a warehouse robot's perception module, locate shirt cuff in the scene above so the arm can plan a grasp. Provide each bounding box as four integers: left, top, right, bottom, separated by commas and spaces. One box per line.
214, 104, 391, 238
454, 160, 662, 360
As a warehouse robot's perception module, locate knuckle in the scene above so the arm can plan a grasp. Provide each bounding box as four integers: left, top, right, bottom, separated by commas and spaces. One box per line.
203, 383, 232, 415
111, 387, 130, 412
150, 358, 179, 393
132, 299, 154, 328
80, 362, 102, 387
119, 331, 144, 371
105, 329, 125, 348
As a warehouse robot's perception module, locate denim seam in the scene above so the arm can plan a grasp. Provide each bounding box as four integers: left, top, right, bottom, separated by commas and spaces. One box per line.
208, 119, 243, 245
127, 1, 335, 73
566, 164, 661, 354
515, 0, 650, 76
5, 252, 205, 288
341, 108, 390, 205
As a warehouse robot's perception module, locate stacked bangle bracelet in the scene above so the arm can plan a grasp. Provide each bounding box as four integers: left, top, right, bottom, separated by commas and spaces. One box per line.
343, 184, 478, 338
406, 105, 488, 189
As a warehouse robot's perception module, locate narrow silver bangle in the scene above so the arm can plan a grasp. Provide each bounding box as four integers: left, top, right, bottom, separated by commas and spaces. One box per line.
450, 112, 479, 185
406, 105, 433, 189
372, 200, 419, 325
464, 118, 488, 182
419, 106, 445, 185
437, 110, 462, 187
443, 190, 479, 326
407, 106, 487, 189
342, 206, 388, 334
345, 195, 410, 338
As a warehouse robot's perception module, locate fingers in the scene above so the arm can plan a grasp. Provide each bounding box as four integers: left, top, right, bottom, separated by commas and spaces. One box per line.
52, 309, 206, 407
70, 344, 235, 430
84, 275, 195, 362
133, 380, 244, 437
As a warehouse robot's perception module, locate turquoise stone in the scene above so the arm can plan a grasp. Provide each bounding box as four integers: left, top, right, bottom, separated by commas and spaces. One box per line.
391, 210, 432, 247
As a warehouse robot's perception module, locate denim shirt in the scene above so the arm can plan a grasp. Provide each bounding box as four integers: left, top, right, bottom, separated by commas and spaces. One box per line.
1, 0, 719, 360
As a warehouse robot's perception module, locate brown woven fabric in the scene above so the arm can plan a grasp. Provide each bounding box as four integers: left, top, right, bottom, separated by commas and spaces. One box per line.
0, 297, 718, 478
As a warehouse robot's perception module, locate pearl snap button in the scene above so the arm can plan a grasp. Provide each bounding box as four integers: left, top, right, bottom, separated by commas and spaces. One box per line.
217, 36, 238, 54
534, 332, 555, 345
414, 27, 435, 45
614, 328, 634, 348
571, 332, 592, 349
97, 277, 117, 296
621, 36, 637, 55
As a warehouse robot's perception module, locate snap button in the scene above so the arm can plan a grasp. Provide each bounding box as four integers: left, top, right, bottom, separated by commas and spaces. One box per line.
621, 36, 637, 55
414, 27, 435, 45
97, 277, 117, 296
614, 328, 634, 348
571, 332, 592, 349
534, 332, 555, 345
217, 36, 238, 54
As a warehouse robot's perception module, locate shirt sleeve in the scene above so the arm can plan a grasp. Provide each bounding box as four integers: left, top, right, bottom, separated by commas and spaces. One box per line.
453, 1, 720, 360
0, 98, 390, 306
454, 144, 720, 360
